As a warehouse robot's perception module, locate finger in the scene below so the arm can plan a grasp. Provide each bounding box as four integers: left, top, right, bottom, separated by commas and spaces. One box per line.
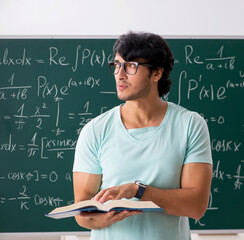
79, 210, 117, 219
93, 189, 106, 202
111, 210, 142, 222
108, 210, 116, 217
128, 210, 143, 216
123, 210, 142, 216
112, 210, 131, 221
96, 188, 118, 203
99, 191, 115, 203
94, 188, 115, 202
79, 211, 103, 218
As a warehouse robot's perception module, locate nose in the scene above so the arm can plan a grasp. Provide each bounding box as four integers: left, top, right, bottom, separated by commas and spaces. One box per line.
116, 63, 127, 80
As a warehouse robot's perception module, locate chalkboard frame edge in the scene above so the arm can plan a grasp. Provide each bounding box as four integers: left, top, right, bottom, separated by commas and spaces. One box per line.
0, 231, 90, 236
1, 229, 244, 235
0, 36, 243, 234
191, 229, 244, 234
0, 35, 244, 39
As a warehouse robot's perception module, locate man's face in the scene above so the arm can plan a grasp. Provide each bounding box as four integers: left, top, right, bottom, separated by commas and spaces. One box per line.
114, 54, 153, 101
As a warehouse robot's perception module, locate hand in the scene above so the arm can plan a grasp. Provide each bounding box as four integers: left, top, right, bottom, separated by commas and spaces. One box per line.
79, 210, 142, 229
92, 183, 138, 203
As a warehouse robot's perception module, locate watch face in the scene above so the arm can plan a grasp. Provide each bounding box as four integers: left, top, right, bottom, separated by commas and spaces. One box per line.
136, 180, 147, 188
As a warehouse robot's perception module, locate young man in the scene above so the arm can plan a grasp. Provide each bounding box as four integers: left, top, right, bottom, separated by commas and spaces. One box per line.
73, 32, 212, 240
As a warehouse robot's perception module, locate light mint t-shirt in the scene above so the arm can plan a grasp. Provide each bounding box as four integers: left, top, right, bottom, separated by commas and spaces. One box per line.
73, 102, 212, 240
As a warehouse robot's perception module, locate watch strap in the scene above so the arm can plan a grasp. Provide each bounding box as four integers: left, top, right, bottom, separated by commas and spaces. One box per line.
135, 181, 147, 199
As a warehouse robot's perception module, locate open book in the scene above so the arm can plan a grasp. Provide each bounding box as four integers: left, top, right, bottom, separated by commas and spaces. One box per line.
46, 200, 164, 219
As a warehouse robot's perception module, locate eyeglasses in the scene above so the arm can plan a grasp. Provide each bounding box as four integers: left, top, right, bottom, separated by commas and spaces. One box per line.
108, 61, 152, 75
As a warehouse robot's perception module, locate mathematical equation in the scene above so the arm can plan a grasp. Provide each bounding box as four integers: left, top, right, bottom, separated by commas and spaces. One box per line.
0, 40, 243, 231
0, 185, 71, 211
213, 160, 244, 190
0, 169, 74, 211
0, 45, 114, 71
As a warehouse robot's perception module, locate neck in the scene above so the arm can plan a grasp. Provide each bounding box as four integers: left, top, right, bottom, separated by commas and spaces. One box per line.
121, 98, 167, 129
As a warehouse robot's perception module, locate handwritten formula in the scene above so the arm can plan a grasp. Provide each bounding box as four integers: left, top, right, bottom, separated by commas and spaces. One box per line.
0, 39, 243, 232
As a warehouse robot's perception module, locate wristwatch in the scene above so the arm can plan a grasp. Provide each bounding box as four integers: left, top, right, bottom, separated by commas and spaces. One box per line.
135, 180, 147, 199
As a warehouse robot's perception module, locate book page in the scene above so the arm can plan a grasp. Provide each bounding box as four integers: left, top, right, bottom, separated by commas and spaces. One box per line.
50, 200, 103, 214
104, 200, 160, 210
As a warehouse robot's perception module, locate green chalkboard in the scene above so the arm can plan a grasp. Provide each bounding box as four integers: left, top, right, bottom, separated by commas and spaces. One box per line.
0, 38, 243, 233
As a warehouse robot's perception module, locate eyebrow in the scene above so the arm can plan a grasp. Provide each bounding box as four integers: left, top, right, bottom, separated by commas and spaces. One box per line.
114, 60, 137, 63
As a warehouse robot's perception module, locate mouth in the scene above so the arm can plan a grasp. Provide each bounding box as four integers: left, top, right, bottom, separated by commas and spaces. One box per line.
117, 84, 128, 91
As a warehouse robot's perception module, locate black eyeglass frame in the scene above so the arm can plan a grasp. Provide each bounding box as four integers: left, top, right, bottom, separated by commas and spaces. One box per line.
108, 61, 152, 75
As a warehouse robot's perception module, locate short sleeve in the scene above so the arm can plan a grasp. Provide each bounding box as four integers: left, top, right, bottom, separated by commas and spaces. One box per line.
73, 121, 102, 174
184, 112, 213, 165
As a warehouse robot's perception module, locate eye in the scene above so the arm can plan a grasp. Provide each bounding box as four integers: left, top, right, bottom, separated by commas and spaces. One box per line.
128, 63, 136, 68
125, 62, 137, 70
114, 63, 120, 68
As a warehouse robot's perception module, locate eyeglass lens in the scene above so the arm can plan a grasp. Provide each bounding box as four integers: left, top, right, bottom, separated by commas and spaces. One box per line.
110, 62, 138, 75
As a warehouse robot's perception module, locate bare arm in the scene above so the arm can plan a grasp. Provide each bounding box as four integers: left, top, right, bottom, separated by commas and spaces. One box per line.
141, 163, 212, 219
73, 172, 141, 230
73, 172, 101, 229
94, 163, 213, 220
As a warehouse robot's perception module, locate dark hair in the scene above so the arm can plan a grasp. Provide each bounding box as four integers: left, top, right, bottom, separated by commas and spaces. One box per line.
113, 32, 174, 97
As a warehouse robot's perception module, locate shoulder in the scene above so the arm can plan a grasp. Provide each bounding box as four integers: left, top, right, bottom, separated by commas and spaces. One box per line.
167, 101, 204, 123
167, 102, 208, 138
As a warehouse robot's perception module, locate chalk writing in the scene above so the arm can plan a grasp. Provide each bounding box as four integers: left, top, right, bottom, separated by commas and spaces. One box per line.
0, 39, 243, 232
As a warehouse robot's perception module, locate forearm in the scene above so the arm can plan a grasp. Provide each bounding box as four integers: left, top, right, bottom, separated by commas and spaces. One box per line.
141, 186, 208, 220
75, 215, 101, 230
75, 210, 141, 230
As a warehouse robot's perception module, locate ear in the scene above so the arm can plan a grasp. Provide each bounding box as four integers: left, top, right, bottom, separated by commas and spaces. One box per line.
152, 68, 164, 83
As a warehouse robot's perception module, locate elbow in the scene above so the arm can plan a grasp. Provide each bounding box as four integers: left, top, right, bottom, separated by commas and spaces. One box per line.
189, 190, 210, 220
191, 210, 205, 221
74, 215, 86, 228
74, 215, 93, 230
75, 215, 101, 230
190, 202, 208, 220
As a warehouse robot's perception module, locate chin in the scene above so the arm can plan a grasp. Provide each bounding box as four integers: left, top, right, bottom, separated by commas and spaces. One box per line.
117, 94, 127, 101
